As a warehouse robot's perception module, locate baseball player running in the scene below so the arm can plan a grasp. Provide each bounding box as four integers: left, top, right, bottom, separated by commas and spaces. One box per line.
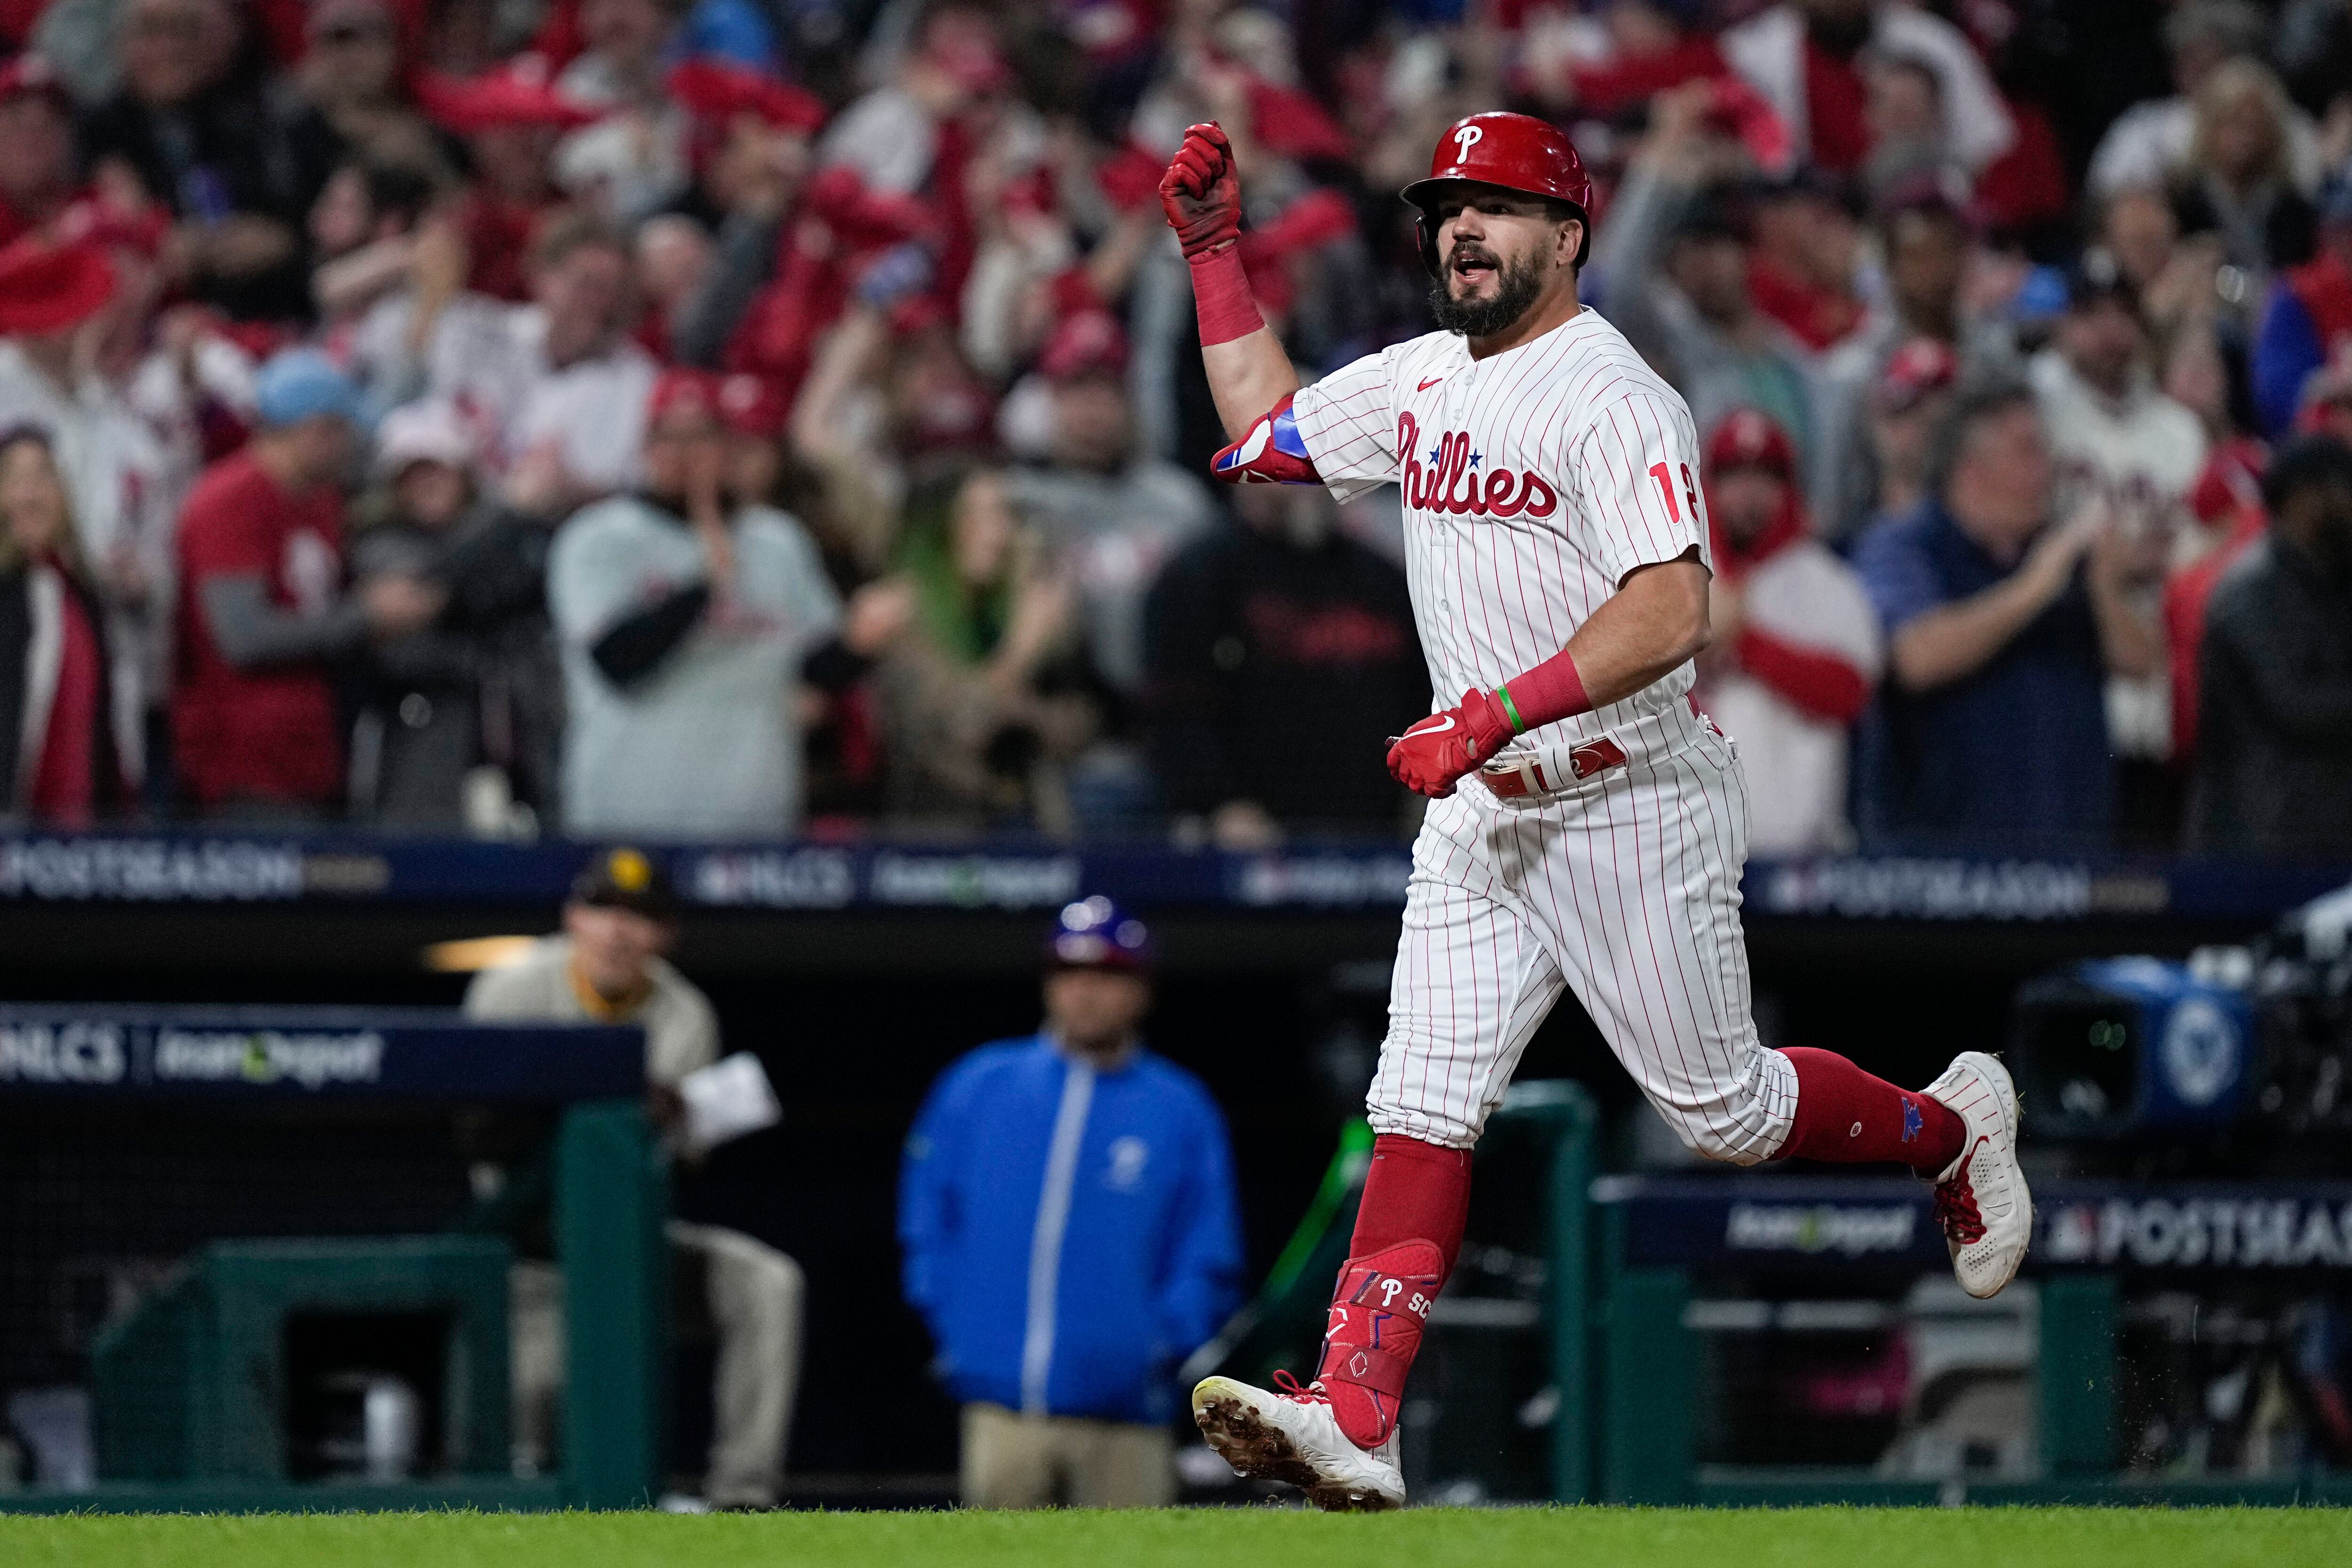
1159, 113, 2031, 1511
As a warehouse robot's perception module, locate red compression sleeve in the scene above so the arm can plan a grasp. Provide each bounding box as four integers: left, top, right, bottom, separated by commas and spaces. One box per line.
1351, 1133, 1474, 1273
1188, 244, 1264, 347
1735, 628, 1873, 724
1777, 1047, 1965, 1174
1495, 648, 1592, 735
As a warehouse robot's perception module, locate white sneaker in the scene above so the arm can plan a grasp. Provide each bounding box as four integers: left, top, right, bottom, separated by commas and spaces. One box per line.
1921, 1051, 2033, 1299
1192, 1374, 1406, 1511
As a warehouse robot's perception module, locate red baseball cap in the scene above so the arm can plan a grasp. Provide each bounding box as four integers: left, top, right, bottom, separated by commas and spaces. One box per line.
1703, 407, 1796, 479
1244, 75, 1353, 162
667, 59, 828, 136
0, 240, 119, 338
417, 55, 600, 135
1875, 337, 1961, 414
1039, 310, 1128, 383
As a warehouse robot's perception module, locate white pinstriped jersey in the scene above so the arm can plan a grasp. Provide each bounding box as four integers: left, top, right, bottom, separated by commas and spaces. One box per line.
1289, 308, 1711, 744
1291, 309, 1795, 1166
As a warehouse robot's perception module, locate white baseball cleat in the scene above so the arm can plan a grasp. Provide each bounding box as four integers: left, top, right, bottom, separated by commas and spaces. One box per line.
1192, 1373, 1406, 1512
1921, 1051, 2033, 1299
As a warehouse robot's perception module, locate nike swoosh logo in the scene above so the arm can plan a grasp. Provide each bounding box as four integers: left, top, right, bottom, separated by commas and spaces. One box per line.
1401, 713, 1456, 739
1416, 377, 1445, 392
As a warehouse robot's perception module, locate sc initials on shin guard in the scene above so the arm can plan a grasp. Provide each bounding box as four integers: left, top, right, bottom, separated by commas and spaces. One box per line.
1317, 1240, 1445, 1447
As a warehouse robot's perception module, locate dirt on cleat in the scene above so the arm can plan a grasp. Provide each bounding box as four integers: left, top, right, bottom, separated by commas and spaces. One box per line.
1192, 1393, 1400, 1513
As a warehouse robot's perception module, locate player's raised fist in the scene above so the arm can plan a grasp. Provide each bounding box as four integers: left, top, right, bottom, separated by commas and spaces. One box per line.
1158, 122, 1241, 259
1386, 688, 1515, 798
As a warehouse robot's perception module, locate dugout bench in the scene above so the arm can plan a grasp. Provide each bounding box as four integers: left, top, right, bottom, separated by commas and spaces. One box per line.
0, 1007, 667, 1513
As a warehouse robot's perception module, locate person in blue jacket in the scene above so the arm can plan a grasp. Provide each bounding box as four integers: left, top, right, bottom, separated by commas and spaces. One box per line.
899, 895, 1243, 1508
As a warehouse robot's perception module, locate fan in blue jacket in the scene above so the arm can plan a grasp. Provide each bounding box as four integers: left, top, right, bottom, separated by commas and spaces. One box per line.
898, 897, 1243, 1505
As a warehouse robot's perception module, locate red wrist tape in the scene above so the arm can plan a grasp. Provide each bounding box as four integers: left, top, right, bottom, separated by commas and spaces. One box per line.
1498, 649, 1592, 733
1188, 245, 1263, 347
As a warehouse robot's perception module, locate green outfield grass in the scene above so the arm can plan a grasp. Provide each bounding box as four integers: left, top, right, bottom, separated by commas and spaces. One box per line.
4, 1505, 2350, 1568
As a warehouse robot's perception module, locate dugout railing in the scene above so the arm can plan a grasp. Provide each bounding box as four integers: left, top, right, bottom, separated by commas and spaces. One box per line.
1187, 1081, 1601, 1503
12, 1006, 2352, 1509
0, 1007, 667, 1513
1198, 1102, 2352, 1506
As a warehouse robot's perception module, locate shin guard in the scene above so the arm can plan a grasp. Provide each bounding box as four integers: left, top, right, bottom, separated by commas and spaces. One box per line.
1316, 1239, 1445, 1449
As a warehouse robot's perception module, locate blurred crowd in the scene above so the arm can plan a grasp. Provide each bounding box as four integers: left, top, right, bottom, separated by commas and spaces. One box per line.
0, 0, 2347, 856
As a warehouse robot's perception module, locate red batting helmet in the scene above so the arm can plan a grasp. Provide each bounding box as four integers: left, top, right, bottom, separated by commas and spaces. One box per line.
1402, 112, 1594, 276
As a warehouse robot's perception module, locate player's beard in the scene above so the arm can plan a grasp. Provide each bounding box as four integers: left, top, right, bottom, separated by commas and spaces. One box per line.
1429, 245, 1548, 339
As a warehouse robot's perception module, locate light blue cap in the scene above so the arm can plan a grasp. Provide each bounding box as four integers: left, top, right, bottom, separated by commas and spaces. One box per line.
254, 348, 362, 429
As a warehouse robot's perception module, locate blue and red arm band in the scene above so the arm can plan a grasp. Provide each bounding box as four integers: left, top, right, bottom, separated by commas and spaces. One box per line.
1210, 393, 1321, 485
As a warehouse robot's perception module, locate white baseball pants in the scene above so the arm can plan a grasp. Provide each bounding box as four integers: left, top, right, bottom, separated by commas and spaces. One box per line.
1371, 704, 1797, 1162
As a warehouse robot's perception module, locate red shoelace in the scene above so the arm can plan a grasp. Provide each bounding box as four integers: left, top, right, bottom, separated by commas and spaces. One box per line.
1933, 1174, 1986, 1245
1271, 1370, 1328, 1404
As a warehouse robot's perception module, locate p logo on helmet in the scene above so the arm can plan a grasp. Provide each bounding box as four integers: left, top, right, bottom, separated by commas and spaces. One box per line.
1402, 111, 1593, 276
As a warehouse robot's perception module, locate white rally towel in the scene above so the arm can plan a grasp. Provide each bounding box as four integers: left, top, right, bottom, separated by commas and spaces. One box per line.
677, 1051, 783, 1154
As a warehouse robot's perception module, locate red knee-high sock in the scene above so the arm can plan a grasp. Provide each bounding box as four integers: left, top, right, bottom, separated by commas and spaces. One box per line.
1351, 1133, 1473, 1267
1318, 1134, 1471, 1449
1777, 1047, 1965, 1174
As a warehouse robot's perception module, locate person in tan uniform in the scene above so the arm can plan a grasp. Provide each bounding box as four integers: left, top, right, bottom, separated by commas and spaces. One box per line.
465, 846, 803, 1509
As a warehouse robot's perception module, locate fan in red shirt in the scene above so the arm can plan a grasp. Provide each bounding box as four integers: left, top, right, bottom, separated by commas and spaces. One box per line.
0, 427, 135, 824
1694, 408, 1884, 854
171, 349, 442, 814
2162, 438, 2270, 765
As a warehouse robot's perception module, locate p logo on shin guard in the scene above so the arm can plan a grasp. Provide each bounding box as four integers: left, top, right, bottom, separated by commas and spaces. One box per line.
1314, 1239, 1447, 1448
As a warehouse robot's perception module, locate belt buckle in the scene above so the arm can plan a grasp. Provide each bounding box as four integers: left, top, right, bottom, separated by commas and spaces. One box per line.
1568, 738, 1628, 780
1479, 754, 1549, 799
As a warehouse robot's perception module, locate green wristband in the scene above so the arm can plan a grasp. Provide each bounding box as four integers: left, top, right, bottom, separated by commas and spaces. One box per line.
1494, 683, 1526, 734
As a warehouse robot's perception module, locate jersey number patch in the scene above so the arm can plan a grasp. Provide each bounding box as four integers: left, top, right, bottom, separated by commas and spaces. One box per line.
1649, 461, 1700, 524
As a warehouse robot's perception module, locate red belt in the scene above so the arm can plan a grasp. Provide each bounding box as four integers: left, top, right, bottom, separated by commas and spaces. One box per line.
1479, 737, 1628, 799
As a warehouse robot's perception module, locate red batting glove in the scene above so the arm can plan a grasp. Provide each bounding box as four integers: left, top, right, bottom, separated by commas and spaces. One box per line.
1386, 689, 1516, 799
1157, 122, 1242, 259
